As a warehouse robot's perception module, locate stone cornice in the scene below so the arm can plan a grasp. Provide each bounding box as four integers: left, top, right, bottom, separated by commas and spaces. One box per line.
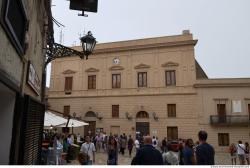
85, 68, 100, 72
93, 40, 198, 54
194, 83, 250, 88
134, 63, 151, 69
62, 69, 76, 74
194, 79, 250, 88
48, 92, 197, 99
109, 65, 124, 71
161, 61, 179, 67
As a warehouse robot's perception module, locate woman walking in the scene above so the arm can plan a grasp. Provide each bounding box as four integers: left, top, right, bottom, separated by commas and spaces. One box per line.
229, 143, 237, 165
107, 136, 118, 165
127, 135, 134, 157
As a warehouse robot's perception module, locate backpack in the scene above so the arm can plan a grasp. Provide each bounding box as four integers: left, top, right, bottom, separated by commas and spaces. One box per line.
153, 140, 157, 145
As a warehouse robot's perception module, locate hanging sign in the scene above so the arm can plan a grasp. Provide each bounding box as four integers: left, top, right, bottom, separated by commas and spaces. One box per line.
27, 62, 41, 95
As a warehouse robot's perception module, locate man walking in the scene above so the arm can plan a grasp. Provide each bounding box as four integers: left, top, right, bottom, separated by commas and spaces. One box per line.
195, 130, 215, 165
131, 136, 163, 165
80, 136, 96, 165
237, 140, 246, 165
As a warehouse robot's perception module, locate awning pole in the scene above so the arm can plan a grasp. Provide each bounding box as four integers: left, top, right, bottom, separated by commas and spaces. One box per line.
66, 115, 71, 127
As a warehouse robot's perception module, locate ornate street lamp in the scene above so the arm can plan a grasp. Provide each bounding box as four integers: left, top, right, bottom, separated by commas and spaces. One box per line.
80, 31, 96, 59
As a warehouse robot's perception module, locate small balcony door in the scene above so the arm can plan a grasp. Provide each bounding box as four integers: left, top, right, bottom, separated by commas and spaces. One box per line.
217, 104, 226, 123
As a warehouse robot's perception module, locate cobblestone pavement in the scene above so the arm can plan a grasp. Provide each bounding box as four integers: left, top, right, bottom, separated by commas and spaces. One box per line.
70, 148, 236, 165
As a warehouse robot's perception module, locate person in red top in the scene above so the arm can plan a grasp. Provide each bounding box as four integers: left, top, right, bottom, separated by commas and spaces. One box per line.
229, 143, 237, 165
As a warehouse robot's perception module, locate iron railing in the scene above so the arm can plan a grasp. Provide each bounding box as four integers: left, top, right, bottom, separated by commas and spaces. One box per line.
210, 115, 250, 126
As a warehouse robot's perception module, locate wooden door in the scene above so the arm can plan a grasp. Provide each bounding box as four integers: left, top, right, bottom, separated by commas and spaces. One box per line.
110, 126, 120, 136
136, 122, 149, 136
84, 121, 96, 138
167, 127, 178, 141
217, 104, 226, 123
248, 104, 250, 120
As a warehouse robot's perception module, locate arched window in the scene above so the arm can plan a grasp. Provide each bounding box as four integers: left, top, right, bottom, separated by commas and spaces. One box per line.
85, 111, 96, 117
136, 111, 149, 118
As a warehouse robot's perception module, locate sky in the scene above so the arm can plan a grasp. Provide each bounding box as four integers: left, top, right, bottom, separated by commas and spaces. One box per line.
47, 0, 250, 86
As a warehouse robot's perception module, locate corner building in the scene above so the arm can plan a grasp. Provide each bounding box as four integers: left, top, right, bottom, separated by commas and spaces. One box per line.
48, 31, 250, 151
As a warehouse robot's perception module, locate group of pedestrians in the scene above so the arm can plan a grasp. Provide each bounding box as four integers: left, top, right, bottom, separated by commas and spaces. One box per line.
78, 133, 133, 165
132, 130, 215, 165
229, 141, 250, 165
77, 130, 250, 165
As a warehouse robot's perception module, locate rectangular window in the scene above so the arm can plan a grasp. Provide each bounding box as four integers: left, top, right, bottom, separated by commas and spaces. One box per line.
167, 127, 178, 140
232, 100, 242, 113
88, 75, 96, 89
64, 77, 73, 92
218, 133, 229, 146
112, 105, 119, 118
112, 74, 121, 88
167, 104, 176, 117
138, 72, 147, 87
63, 105, 70, 117
0, 0, 28, 56
166, 70, 176, 86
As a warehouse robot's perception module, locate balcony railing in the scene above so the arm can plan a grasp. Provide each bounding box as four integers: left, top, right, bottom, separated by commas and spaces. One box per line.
210, 115, 250, 126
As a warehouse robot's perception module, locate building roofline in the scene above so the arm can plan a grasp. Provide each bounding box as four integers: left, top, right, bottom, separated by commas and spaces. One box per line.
194, 78, 250, 88
71, 33, 197, 54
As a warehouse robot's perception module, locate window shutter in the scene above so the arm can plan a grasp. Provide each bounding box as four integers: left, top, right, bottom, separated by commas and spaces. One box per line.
166, 71, 176, 86
65, 77, 73, 91
88, 75, 96, 89
138, 72, 147, 87
117, 74, 121, 88
63, 106, 70, 117
112, 105, 119, 118
93, 75, 96, 89
112, 74, 121, 88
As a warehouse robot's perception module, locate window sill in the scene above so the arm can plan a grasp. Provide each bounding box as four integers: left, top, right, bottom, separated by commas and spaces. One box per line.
64, 91, 72, 94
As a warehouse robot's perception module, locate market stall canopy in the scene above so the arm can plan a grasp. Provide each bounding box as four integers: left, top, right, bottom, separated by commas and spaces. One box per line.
44, 110, 89, 128
44, 111, 68, 127
57, 118, 89, 127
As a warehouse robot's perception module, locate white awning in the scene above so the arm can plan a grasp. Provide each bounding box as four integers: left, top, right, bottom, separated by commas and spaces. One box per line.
44, 110, 89, 128
44, 111, 68, 127
57, 118, 89, 127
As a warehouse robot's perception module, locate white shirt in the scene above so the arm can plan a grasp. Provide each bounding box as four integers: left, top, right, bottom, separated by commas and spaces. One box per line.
67, 137, 73, 145
164, 151, 179, 165
77, 135, 81, 142
237, 144, 246, 155
56, 140, 63, 150
135, 140, 140, 149
80, 142, 96, 161
152, 138, 158, 148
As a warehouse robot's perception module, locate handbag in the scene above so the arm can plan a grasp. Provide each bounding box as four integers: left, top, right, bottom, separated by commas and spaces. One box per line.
107, 158, 116, 165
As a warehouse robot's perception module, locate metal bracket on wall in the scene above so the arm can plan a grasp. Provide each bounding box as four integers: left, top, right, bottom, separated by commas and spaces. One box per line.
45, 43, 85, 66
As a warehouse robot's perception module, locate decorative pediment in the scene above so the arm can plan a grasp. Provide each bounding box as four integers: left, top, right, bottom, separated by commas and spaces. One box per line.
85, 68, 99, 72
161, 61, 179, 67
62, 69, 76, 74
134, 63, 150, 69
109, 65, 124, 71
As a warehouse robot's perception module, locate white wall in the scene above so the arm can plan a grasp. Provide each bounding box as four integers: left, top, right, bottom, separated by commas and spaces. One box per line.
0, 82, 16, 165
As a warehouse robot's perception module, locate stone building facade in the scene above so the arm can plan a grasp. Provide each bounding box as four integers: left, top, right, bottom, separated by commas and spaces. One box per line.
48, 31, 250, 151
0, 0, 51, 164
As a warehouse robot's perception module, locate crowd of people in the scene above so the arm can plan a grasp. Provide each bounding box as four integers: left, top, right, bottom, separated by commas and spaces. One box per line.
229, 141, 249, 165
43, 130, 250, 165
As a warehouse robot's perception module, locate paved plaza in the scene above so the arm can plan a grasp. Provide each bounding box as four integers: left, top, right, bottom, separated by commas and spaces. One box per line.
70, 149, 233, 165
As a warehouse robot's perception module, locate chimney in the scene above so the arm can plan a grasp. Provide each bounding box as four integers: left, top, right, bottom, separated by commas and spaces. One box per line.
182, 30, 190, 35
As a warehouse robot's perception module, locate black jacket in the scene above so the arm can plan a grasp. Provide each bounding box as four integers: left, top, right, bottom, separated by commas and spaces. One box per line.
131, 144, 163, 165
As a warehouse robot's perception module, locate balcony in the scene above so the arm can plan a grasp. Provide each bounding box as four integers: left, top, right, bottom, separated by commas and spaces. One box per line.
210, 115, 250, 126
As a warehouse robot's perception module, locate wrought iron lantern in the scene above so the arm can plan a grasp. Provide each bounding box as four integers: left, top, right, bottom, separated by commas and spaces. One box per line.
80, 31, 96, 59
